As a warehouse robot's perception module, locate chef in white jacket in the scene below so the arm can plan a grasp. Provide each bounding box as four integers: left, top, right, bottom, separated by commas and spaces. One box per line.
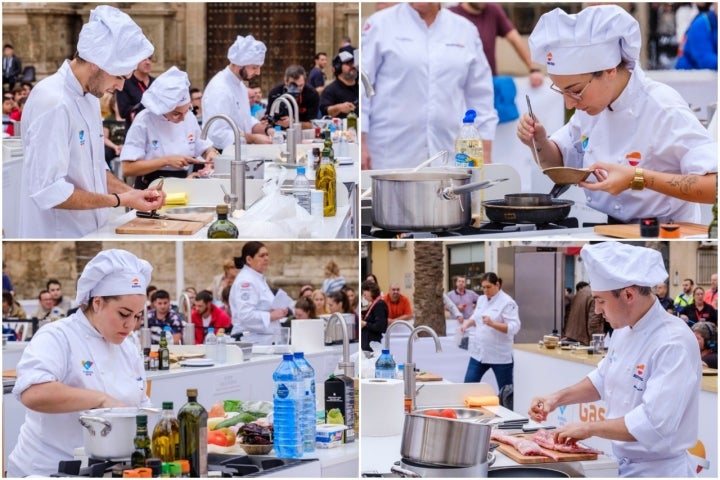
202, 35, 273, 149
18, 5, 165, 238
121, 66, 217, 189
7, 249, 153, 477
529, 243, 701, 477
360, 2, 497, 170
517, 5, 717, 224
229, 241, 288, 344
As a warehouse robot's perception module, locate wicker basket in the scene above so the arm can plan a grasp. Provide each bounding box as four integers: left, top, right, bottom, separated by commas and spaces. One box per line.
239, 443, 273, 455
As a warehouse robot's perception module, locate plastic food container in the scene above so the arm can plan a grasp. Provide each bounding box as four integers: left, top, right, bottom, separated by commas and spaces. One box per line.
315, 424, 347, 448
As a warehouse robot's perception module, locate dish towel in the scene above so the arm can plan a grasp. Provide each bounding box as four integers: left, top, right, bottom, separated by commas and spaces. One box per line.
464, 395, 500, 407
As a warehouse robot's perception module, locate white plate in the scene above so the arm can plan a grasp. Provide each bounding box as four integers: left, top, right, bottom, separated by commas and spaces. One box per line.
180, 358, 214, 367
336, 156, 353, 165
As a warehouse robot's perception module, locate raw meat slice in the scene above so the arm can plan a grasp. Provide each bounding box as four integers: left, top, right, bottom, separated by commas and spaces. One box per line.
532, 429, 604, 454
491, 430, 561, 461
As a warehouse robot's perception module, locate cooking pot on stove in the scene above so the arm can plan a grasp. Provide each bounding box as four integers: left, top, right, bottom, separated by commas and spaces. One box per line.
401, 408, 493, 468
79, 407, 157, 460
371, 171, 507, 231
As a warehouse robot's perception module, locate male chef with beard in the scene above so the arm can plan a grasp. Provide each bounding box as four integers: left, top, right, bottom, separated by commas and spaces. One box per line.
529, 242, 701, 477
202, 35, 273, 148
319, 50, 359, 119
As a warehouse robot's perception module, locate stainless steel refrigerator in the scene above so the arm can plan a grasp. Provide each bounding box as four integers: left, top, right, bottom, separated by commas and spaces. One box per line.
497, 247, 565, 344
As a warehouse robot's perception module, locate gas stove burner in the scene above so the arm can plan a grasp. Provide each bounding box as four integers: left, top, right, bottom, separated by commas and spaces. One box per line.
396, 458, 489, 478
363, 217, 579, 239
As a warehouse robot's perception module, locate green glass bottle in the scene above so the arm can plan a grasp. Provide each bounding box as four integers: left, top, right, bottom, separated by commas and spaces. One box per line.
158, 329, 170, 371
178, 388, 208, 478
322, 131, 335, 162
316, 149, 337, 217
131, 414, 152, 468
346, 112, 357, 132
709, 201, 718, 239
207, 204, 239, 239
152, 402, 180, 462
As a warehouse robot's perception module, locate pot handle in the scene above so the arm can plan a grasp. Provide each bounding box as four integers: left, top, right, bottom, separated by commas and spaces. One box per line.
390, 463, 422, 478
79, 416, 112, 437
487, 451, 496, 467
441, 178, 509, 199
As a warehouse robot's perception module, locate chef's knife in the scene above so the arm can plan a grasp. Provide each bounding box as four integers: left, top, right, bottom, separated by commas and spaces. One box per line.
525, 95, 541, 168
135, 211, 207, 223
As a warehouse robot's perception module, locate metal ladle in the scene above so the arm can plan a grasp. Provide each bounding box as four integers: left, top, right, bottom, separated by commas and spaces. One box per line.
361, 150, 449, 199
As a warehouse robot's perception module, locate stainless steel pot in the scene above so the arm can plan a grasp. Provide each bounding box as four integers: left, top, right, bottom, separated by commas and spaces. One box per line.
401, 408, 493, 467
371, 172, 506, 231
78, 407, 154, 460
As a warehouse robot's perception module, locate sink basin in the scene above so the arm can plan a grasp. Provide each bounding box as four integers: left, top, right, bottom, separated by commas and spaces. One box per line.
162, 206, 216, 215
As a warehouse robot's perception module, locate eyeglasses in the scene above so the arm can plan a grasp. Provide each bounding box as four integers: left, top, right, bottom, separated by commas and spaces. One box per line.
549, 75, 595, 102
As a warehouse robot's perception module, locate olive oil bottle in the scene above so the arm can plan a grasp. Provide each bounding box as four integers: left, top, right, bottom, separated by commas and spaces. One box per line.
207, 204, 239, 239
158, 329, 170, 371
316, 148, 337, 217
152, 402, 180, 462
178, 388, 208, 477
131, 414, 152, 468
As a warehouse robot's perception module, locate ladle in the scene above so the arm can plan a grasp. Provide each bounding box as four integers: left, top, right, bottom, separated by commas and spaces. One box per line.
361, 150, 449, 199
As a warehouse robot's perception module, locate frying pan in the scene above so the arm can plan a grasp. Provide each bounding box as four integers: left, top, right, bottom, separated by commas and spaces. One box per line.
483, 198, 574, 224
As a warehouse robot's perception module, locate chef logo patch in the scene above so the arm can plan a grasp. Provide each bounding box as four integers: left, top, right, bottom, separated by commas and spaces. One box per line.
81, 360, 95, 376
187, 133, 195, 144
546, 52, 554, 66
581, 136, 589, 151
241, 282, 251, 288
79, 130, 86, 146
131, 277, 142, 289
625, 151, 642, 166
632, 363, 645, 391
151, 140, 159, 150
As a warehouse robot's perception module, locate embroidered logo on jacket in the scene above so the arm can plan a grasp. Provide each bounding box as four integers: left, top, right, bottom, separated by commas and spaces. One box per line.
151, 140, 159, 150
79, 130, 86, 146
632, 363, 646, 391
81, 360, 94, 376
626, 151, 642, 166
546, 52, 554, 66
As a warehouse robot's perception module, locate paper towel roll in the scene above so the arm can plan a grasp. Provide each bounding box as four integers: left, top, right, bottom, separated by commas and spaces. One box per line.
291, 319, 325, 353
360, 378, 405, 437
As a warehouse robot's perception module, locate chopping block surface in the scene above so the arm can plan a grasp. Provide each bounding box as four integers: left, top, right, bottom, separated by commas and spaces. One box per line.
115, 213, 214, 235
594, 222, 707, 239
496, 434, 599, 464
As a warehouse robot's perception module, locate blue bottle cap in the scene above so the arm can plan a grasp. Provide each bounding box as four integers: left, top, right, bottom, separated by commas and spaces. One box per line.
294, 352, 304, 358
463, 109, 477, 123
283, 353, 294, 360
381, 349, 390, 354
297, 167, 306, 175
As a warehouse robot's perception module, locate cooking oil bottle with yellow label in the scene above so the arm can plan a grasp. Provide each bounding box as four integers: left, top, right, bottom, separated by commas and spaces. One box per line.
454, 109, 483, 167
316, 148, 337, 217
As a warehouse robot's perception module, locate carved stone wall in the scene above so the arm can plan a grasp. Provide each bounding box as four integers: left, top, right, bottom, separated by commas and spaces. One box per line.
3, 241, 359, 303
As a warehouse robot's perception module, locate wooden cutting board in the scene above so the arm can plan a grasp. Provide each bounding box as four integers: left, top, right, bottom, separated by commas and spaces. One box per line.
703, 367, 718, 376
594, 222, 707, 239
115, 213, 214, 235
496, 434, 599, 464
415, 371, 443, 382
3, 369, 17, 378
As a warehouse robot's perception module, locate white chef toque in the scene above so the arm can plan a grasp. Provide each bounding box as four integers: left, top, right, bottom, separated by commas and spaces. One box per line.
580, 242, 667, 292
75, 249, 153, 305
77, 5, 154, 77
529, 5, 641, 75
142, 66, 191, 115
227, 35, 266, 66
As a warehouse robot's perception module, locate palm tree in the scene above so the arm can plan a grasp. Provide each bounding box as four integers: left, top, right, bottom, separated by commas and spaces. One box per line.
412, 241, 446, 335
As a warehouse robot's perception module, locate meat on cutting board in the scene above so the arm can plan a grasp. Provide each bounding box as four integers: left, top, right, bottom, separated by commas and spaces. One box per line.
491, 430, 560, 461
532, 429, 604, 455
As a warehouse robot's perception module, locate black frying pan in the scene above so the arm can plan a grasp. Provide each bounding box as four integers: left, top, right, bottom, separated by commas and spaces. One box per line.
483, 198, 574, 224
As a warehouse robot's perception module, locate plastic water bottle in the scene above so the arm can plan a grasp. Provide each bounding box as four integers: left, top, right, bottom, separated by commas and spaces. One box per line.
272, 126, 284, 144
163, 326, 174, 346
293, 167, 312, 214
273, 354, 303, 458
215, 328, 228, 364
293, 352, 316, 453
375, 349, 397, 379
454, 109, 483, 167
204, 327, 217, 362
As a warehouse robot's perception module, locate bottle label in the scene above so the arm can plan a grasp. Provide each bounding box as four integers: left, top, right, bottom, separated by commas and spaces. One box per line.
276, 383, 290, 399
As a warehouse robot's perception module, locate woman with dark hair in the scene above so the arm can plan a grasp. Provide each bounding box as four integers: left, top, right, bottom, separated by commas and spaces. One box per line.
293, 296, 317, 319
327, 290, 350, 314
360, 280, 388, 352
229, 242, 288, 344
680, 286, 718, 327
460, 272, 521, 394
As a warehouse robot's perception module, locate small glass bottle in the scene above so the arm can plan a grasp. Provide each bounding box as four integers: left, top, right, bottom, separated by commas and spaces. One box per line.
178, 388, 208, 477
158, 330, 170, 371
207, 204, 239, 239
316, 148, 337, 217
152, 402, 180, 462
131, 414, 152, 468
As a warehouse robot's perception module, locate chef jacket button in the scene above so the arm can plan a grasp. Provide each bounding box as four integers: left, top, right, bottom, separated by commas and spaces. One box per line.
614, 204, 621, 210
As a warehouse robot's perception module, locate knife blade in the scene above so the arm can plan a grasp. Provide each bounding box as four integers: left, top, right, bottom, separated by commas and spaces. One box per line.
525, 95, 541, 168
549, 183, 571, 199
135, 211, 206, 223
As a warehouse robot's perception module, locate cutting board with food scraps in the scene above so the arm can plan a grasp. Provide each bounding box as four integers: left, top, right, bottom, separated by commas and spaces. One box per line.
594, 222, 707, 239
415, 371, 443, 382
497, 434, 599, 464
115, 213, 214, 235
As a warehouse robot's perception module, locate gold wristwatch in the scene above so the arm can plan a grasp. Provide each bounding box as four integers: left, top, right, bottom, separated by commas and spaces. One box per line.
630, 167, 645, 191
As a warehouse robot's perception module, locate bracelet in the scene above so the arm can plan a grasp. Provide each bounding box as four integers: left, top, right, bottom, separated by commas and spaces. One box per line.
529, 68, 541, 73
112, 193, 121, 208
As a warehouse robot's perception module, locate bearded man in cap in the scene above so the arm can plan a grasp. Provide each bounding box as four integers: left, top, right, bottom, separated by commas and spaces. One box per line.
529, 242, 701, 477
203, 35, 273, 148
319, 50, 359, 119
18, 5, 165, 238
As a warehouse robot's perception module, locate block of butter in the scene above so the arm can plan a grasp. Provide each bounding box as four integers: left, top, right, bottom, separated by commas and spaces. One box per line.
165, 192, 188, 206
464, 395, 500, 407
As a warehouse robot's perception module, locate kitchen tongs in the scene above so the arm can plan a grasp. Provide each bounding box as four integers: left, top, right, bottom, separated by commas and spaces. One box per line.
549, 183, 571, 199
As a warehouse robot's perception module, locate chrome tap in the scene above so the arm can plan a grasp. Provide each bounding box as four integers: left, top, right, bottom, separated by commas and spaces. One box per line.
405, 325, 442, 412
360, 70, 375, 98
200, 114, 247, 211
327, 312, 355, 377
384, 320, 414, 350
267, 94, 301, 164
139, 304, 152, 351
179, 292, 195, 345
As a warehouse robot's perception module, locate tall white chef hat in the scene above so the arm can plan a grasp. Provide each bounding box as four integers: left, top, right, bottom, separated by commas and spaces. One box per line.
580, 242, 667, 292
142, 66, 191, 115
77, 5, 155, 77
227, 35, 266, 66
529, 5, 641, 75
75, 249, 152, 305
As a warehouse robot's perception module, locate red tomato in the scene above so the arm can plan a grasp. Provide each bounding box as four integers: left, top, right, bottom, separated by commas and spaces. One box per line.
440, 409, 458, 419
208, 429, 230, 446
423, 410, 441, 417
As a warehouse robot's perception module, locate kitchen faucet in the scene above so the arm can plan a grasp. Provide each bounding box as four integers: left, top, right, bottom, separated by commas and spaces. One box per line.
267, 94, 301, 164
384, 320, 414, 350
405, 325, 442, 412
179, 292, 195, 345
327, 312, 355, 378
360, 70, 375, 97
200, 114, 248, 211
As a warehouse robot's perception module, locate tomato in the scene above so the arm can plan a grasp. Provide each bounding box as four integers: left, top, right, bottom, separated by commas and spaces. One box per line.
423, 410, 441, 417
208, 430, 230, 446
219, 427, 237, 445
440, 409, 458, 419
208, 401, 226, 418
